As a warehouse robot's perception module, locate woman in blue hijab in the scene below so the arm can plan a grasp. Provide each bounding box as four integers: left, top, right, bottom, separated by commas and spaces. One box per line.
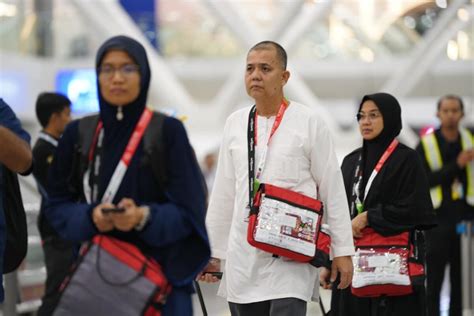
45, 35, 210, 315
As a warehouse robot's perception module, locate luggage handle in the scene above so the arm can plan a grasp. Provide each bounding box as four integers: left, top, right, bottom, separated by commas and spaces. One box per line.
194, 280, 208, 316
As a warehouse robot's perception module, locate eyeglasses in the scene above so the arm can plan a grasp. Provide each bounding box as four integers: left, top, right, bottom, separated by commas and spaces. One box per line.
357, 112, 381, 122
98, 64, 139, 79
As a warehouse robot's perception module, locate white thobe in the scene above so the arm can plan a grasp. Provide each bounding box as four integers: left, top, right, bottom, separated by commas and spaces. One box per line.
206, 101, 354, 304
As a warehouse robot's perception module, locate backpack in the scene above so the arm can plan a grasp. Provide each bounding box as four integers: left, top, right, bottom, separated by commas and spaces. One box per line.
2, 165, 28, 273
69, 112, 169, 199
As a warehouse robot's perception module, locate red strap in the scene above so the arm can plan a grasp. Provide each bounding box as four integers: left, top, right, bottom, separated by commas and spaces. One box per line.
254, 98, 289, 146
88, 121, 104, 162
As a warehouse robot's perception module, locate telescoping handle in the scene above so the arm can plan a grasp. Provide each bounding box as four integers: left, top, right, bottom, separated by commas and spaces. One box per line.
194, 272, 223, 316
194, 280, 207, 316
457, 220, 474, 315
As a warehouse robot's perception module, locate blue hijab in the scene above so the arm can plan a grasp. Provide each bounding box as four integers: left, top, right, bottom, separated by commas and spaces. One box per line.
94, 35, 150, 199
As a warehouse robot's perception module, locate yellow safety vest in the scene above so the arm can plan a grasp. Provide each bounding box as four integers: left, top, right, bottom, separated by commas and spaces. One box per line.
421, 128, 474, 209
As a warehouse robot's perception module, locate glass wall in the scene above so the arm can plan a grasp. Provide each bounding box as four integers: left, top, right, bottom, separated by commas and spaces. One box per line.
0, 0, 102, 59
1, 0, 472, 61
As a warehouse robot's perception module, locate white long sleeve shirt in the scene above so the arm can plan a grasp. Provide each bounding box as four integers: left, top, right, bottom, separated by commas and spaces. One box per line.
206, 101, 354, 304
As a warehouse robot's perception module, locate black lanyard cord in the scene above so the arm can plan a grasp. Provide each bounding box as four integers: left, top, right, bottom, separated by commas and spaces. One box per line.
247, 105, 257, 208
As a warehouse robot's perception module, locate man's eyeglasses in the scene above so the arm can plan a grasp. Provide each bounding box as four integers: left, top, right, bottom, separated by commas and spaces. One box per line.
357, 112, 381, 122
98, 64, 139, 79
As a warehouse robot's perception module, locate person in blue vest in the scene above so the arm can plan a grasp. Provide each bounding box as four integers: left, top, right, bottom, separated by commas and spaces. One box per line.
0, 98, 32, 302
44, 35, 210, 315
416, 94, 474, 316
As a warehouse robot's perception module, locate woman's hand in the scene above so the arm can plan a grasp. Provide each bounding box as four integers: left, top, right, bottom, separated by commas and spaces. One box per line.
352, 211, 368, 238
112, 198, 144, 231
197, 258, 222, 283
92, 203, 115, 232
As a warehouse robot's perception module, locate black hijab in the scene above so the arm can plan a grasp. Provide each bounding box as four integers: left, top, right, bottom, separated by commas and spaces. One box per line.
358, 93, 402, 190
340, 93, 435, 230
94, 35, 151, 198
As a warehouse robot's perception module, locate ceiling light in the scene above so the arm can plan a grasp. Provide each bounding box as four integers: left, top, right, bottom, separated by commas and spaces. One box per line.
457, 8, 470, 21
446, 40, 459, 60
359, 47, 374, 63
435, 0, 447, 8
0, 2, 17, 17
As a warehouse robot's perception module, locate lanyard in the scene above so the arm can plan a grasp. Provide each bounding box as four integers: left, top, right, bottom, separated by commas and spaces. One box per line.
83, 108, 153, 204
39, 131, 58, 147
350, 138, 399, 215
247, 99, 289, 208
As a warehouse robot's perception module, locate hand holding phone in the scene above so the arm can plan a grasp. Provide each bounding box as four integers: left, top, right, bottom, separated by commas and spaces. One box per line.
101, 207, 126, 214
92, 203, 115, 233
206, 271, 223, 280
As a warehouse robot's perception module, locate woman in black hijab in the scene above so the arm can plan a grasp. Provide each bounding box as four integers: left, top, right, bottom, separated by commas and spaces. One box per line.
45, 35, 210, 315
323, 93, 435, 316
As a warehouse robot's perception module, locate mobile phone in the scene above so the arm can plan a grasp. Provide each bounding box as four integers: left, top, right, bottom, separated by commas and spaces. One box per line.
206, 271, 223, 279
101, 207, 126, 214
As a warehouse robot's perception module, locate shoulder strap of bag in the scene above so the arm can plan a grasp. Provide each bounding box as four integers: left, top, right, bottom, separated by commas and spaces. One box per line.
2, 166, 28, 273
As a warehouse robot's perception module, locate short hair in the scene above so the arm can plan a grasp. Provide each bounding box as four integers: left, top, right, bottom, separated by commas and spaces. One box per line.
437, 94, 464, 112
248, 41, 288, 70
35, 92, 71, 128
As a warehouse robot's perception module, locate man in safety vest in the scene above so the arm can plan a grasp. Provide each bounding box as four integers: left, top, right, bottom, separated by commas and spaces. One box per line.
416, 94, 474, 316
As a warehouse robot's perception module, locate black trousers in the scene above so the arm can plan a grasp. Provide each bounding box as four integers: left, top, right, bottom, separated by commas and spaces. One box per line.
229, 298, 307, 316
425, 225, 462, 316
330, 285, 426, 316
37, 237, 75, 316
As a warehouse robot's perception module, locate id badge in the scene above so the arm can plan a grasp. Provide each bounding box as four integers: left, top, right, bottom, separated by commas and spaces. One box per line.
355, 197, 364, 214
253, 179, 261, 197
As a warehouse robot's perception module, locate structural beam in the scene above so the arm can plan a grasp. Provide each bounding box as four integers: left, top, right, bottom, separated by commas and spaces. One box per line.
278, 1, 333, 51
383, 0, 469, 94
203, 0, 343, 137
71, 0, 196, 117
382, 0, 469, 147
201, 0, 263, 46
265, 0, 305, 41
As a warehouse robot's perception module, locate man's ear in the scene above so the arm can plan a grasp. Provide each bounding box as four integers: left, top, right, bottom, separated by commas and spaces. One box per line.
48, 112, 59, 128
282, 70, 290, 86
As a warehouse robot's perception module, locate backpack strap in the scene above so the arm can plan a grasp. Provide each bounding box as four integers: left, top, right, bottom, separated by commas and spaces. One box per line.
143, 112, 168, 190
78, 114, 100, 160
73, 112, 168, 198
144, 112, 208, 201
68, 115, 99, 199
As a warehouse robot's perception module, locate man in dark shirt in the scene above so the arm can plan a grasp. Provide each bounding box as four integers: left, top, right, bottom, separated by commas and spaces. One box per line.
416, 95, 474, 316
32, 92, 73, 315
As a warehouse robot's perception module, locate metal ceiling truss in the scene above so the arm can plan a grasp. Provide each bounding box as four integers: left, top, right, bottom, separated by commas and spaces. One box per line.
72, 0, 471, 147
